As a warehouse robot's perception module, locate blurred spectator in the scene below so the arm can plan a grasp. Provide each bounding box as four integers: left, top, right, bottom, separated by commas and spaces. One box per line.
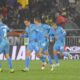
2, 6, 8, 18
0, 0, 79, 31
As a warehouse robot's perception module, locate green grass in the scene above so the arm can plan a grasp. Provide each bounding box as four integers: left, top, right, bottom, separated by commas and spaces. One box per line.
0, 60, 80, 80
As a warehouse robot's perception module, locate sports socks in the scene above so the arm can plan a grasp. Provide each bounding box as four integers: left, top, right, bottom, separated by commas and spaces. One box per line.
7, 58, 12, 69
25, 57, 30, 68
54, 54, 59, 64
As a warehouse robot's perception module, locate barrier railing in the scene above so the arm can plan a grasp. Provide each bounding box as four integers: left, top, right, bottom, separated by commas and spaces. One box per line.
8, 29, 80, 46
66, 36, 80, 46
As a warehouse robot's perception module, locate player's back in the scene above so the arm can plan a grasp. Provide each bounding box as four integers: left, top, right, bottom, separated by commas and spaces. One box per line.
25, 24, 37, 41
35, 24, 47, 41
49, 27, 55, 39
55, 26, 66, 42
0, 22, 9, 42
42, 24, 51, 34
35, 24, 51, 41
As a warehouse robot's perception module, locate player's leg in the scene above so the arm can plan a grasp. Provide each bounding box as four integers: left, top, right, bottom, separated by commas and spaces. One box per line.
39, 49, 47, 70
51, 49, 59, 71
60, 42, 71, 60
34, 41, 46, 61
23, 43, 32, 72
36, 51, 47, 70
53, 50, 59, 65
0, 42, 6, 72
4, 53, 14, 72
53, 41, 65, 67
40, 41, 53, 70
44, 49, 53, 65
35, 46, 46, 66
0, 49, 3, 72
0, 60, 2, 72
60, 42, 70, 60
4, 43, 14, 73
36, 49, 52, 71
43, 41, 53, 66
41, 50, 53, 70
35, 49, 46, 63
39, 42, 48, 65
23, 50, 31, 71
0, 63, 1, 68
36, 48, 46, 64
53, 41, 60, 65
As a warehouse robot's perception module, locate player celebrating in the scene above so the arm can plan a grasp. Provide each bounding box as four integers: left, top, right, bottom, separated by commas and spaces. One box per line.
0, 14, 14, 73
34, 17, 53, 70
21, 17, 39, 71
50, 23, 66, 71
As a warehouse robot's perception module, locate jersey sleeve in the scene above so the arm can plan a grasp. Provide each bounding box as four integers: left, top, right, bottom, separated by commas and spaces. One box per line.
2, 25, 9, 37
61, 27, 66, 35
21, 28, 28, 38
49, 28, 55, 38
59, 27, 66, 38
21, 34, 28, 38
4, 25, 11, 32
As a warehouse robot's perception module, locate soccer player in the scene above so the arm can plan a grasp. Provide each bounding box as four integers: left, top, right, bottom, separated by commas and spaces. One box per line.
34, 17, 53, 70
0, 14, 14, 73
50, 23, 66, 71
21, 17, 40, 71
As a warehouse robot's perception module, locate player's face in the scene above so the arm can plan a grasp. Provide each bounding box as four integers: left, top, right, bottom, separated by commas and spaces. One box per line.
52, 23, 57, 29
0, 15, 3, 21
34, 19, 41, 25
24, 20, 30, 27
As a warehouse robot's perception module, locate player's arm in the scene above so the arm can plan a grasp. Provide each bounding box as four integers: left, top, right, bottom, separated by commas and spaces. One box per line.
45, 25, 51, 38
49, 28, 54, 39
60, 28, 66, 38
5, 25, 23, 36
48, 28, 55, 42
21, 33, 28, 38
61, 28, 66, 36
21, 28, 29, 38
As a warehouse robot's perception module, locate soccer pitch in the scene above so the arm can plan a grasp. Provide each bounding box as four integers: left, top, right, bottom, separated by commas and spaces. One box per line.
0, 60, 80, 80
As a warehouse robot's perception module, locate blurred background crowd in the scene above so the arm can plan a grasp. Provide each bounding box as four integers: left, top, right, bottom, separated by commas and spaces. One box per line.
0, 0, 80, 36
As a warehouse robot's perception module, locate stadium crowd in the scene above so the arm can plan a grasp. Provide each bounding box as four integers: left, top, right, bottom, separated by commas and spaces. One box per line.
0, 0, 80, 37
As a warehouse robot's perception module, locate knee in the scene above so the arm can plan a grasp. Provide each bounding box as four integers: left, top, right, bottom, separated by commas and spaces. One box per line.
36, 53, 42, 58
26, 50, 31, 57
53, 50, 58, 55
4, 54, 9, 59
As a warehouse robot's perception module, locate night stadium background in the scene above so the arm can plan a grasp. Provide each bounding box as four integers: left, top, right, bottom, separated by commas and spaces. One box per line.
0, 0, 80, 80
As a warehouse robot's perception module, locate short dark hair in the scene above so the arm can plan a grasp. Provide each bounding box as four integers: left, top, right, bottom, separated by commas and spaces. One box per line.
34, 16, 42, 22
24, 16, 31, 22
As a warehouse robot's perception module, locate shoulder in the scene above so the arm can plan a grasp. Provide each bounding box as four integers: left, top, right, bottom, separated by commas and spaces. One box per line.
30, 24, 36, 29
57, 26, 66, 33
0, 23, 8, 29
43, 24, 50, 27
50, 28, 55, 33
43, 24, 51, 29
30, 24, 35, 27
57, 26, 63, 30
3, 25, 9, 29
